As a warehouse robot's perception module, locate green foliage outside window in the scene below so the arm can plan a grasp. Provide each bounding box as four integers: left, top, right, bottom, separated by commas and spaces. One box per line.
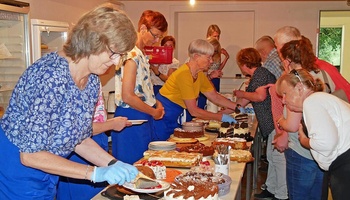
318, 27, 342, 68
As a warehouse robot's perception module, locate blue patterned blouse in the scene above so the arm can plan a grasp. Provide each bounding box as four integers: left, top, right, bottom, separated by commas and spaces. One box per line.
0, 52, 100, 157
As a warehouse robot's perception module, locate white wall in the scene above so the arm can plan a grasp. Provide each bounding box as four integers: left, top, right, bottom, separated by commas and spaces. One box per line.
21, 0, 349, 93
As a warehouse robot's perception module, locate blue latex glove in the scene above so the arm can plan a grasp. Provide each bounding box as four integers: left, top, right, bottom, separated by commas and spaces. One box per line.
91, 161, 138, 185
235, 104, 246, 114
238, 107, 246, 114
221, 114, 237, 124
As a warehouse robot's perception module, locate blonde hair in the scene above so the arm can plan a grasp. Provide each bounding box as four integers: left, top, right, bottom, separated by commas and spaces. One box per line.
276, 68, 324, 96
188, 39, 214, 58
206, 24, 221, 38
63, 6, 137, 62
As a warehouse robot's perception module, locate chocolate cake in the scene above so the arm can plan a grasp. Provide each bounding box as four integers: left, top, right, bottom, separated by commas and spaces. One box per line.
173, 128, 204, 138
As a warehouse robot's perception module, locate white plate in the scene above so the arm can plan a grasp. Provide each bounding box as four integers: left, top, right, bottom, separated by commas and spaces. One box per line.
148, 141, 176, 151
123, 180, 170, 193
128, 120, 148, 125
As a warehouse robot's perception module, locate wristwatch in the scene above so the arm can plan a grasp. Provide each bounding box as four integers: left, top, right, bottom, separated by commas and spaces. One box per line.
156, 72, 161, 77
108, 159, 117, 166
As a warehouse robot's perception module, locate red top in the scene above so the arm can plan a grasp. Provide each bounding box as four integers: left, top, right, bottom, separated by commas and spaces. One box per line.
315, 58, 350, 102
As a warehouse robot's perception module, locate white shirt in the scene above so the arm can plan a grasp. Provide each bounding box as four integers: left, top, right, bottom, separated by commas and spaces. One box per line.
303, 92, 350, 170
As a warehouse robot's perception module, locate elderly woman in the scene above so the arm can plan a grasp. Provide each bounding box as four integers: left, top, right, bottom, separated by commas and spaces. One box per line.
0, 6, 138, 199
153, 39, 238, 141
276, 68, 350, 200
112, 10, 167, 164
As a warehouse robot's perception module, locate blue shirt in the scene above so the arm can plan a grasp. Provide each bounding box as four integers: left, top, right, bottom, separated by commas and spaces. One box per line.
0, 52, 100, 157
263, 48, 283, 79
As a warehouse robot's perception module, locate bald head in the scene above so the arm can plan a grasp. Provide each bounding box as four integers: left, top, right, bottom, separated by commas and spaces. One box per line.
255, 35, 276, 62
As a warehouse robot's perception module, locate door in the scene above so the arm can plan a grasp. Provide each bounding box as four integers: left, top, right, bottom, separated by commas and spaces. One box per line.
31, 19, 69, 63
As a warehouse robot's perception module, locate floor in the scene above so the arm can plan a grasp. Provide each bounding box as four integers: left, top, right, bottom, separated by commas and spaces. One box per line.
241, 153, 268, 200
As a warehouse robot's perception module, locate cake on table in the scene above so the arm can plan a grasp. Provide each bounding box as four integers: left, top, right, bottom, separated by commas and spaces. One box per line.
218, 122, 234, 138
233, 122, 253, 141
164, 171, 224, 200
173, 128, 204, 138
212, 137, 247, 150
164, 181, 218, 200
164, 180, 218, 200
229, 149, 253, 163
142, 150, 203, 168
137, 160, 166, 180
178, 143, 214, 156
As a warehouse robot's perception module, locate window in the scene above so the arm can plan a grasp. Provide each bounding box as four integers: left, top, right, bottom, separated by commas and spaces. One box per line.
318, 27, 343, 71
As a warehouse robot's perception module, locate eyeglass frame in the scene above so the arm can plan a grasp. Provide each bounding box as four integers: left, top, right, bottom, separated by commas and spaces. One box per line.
108, 46, 126, 60
290, 69, 303, 83
148, 29, 163, 40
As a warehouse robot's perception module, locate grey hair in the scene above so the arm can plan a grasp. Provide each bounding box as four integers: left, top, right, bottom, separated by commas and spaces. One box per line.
188, 39, 214, 58
274, 26, 302, 48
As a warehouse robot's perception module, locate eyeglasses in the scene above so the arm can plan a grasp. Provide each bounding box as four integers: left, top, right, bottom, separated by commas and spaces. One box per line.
148, 29, 163, 40
108, 46, 126, 60
201, 54, 213, 61
290, 69, 303, 83
284, 59, 292, 66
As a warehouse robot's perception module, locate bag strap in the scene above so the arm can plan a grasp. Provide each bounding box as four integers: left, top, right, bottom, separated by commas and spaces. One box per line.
320, 70, 331, 93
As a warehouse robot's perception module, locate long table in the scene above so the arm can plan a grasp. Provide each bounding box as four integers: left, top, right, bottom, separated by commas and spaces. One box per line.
92, 120, 258, 200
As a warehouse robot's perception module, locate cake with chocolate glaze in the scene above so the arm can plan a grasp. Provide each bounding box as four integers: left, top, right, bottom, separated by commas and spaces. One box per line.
178, 143, 214, 156
173, 128, 204, 138
164, 180, 218, 200
218, 122, 234, 138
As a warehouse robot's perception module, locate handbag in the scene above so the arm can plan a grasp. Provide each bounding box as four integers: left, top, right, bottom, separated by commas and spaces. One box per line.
320, 70, 349, 103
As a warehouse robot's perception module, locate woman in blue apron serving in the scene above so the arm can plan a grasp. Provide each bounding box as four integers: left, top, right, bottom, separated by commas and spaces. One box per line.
0, 6, 138, 199
153, 39, 239, 140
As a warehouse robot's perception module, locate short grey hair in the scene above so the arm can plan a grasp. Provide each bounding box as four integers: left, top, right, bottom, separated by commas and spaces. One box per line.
188, 39, 214, 58
274, 26, 302, 49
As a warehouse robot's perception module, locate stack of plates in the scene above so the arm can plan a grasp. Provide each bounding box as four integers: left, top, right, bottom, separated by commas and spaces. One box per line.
148, 141, 176, 151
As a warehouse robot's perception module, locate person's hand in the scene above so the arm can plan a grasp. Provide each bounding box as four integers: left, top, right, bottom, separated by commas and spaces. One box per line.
272, 131, 289, 152
233, 90, 245, 98
236, 104, 246, 114
221, 114, 237, 123
150, 64, 160, 74
152, 100, 164, 120
108, 117, 131, 131
91, 161, 138, 185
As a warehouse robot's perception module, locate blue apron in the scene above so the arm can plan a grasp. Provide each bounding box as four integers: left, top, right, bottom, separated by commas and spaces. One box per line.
0, 127, 58, 200
56, 133, 109, 200
111, 107, 154, 164
153, 94, 190, 140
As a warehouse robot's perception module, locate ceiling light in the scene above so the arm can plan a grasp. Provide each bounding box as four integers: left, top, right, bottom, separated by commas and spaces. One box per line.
190, 0, 195, 6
